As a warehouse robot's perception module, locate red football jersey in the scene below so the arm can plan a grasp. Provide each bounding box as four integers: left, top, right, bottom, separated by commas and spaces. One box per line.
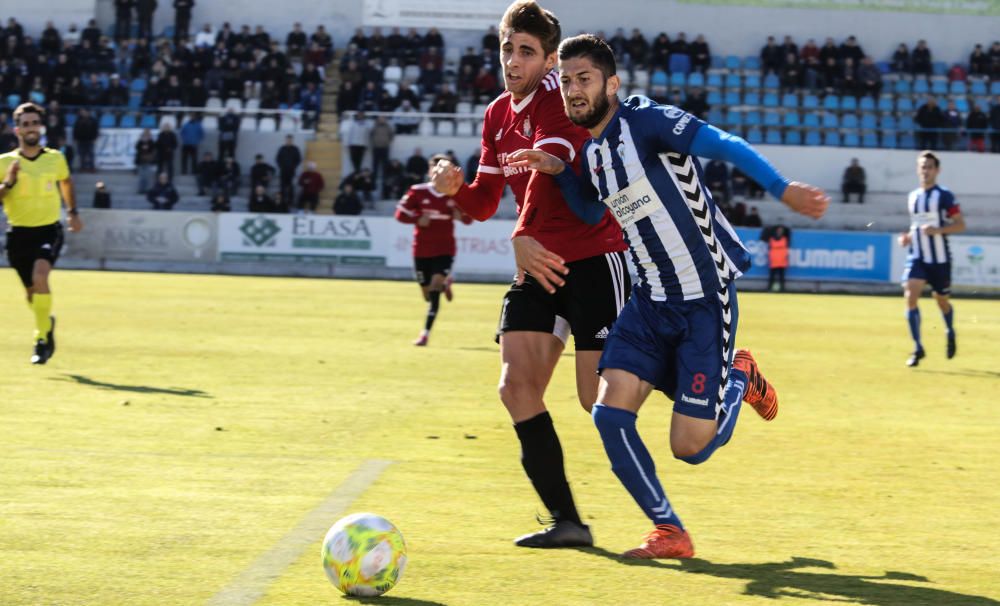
453, 71, 626, 263
395, 183, 472, 258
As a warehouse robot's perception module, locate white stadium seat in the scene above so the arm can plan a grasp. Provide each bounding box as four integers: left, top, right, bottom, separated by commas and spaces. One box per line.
258, 117, 277, 132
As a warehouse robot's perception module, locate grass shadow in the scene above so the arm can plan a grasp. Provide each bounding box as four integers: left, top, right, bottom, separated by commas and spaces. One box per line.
344, 596, 448, 606
915, 369, 1000, 379
53, 374, 213, 398
580, 548, 999, 606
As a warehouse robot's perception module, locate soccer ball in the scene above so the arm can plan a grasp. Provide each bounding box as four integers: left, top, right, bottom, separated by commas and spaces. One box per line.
322, 512, 407, 597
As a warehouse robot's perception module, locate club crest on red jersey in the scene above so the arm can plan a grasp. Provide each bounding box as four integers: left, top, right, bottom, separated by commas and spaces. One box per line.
522, 116, 532, 138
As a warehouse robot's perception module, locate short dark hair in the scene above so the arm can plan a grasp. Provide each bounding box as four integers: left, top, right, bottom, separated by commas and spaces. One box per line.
429, 153, 451, 166
919, 150, 940, 168
13, 102, 45, 125
558, 34, 617, 78
499, 1, 561, 56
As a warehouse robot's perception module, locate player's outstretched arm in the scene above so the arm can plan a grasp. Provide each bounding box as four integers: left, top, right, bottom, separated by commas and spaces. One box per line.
431, 163, 505, 222
690, 124, 829, 219
0, 158, 19, 202
507, 149, 606, 225
58, 177, 83, 232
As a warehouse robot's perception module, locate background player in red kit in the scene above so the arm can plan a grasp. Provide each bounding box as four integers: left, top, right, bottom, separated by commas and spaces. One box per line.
432, 0, 629, 548
395, 154, 472, 346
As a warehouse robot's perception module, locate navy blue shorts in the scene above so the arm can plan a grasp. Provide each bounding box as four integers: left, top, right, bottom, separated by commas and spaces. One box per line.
903, 258, 951, 295
599, 282, 739, 421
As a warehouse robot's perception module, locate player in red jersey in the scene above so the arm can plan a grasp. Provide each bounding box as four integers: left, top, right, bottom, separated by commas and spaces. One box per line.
395, 154, 473, 346
431, 1, 629, 548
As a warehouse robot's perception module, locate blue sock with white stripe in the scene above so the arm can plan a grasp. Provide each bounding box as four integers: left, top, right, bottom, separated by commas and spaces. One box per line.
678, 368, 747, 465
907, 308, 923, 351
592, 403, 683, 529
942, 306, 954, 335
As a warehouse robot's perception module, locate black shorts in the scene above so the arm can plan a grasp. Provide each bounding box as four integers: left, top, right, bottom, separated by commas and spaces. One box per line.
4, 223, 64, 288
497, 250, 630, 351
414, 255, 453, 286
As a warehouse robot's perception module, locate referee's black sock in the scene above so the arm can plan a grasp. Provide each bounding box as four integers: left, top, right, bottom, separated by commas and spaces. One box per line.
513, 411, 583, 526
424, 291, 441, 332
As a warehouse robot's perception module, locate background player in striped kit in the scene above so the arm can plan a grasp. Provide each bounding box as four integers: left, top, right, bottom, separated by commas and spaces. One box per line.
394, 154, 472, 346
509, 35, 828, 559
898, 151, 965, 367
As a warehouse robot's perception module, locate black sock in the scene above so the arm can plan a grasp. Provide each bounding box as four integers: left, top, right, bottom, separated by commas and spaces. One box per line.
513, 411, 582, 525
424, 291, 441, 332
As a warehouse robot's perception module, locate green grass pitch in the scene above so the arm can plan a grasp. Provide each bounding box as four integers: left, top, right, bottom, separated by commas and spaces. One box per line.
2, 270, 998, 605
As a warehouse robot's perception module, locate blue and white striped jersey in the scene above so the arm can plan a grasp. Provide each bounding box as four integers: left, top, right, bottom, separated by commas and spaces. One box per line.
907, 184, 959, 264
578, 95, 750, 302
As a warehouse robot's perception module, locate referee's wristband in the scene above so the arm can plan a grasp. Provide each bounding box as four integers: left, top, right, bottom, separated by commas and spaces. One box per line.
68, 208, 79, 216
1, 180, 13, 189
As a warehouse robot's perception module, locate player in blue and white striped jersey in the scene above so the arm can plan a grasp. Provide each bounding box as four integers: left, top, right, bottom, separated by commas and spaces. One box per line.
509, 34, 828, 559
898, 151, 965, 367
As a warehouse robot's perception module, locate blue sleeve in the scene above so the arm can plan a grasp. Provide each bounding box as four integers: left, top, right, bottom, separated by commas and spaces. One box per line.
552, 159, 606, 225
690, 124, 790, 200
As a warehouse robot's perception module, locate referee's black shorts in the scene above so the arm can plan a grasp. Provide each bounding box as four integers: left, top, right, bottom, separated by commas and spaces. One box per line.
497, 250, 630, 351
4, 222, 64, 288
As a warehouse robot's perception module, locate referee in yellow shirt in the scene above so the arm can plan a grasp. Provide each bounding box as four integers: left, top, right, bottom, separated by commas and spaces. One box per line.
0, 103, 83, 364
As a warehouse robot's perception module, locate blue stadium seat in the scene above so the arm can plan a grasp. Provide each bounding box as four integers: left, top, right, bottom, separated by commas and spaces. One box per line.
744, 74, 761, 89
129, 78, 147, 92
949, 81, 967, 95
841, 96, 857, 111
862, 133, 879, 147
913, 78, 930, 94
842, 114, 859, 129
859, 96, 876, 112
804, 131, 821, 146
746, 128, 763, 144
763, 73, 780, 90
724, 73, 741, 89
931, 79, 947, 95
651, 70, 668, 87
765, 129, 782, 145
707, 108, 724, 124
64, 112, 77, 127
29, 91, 45, 104
900, 133, 916, 148
710, 55, 724, 69
119, 114, 137, 128
882, 132, 898, 148
843, 133, 860, 147
140, 114, 157, 129
724, 55, 741, 71
955, 98, 969, 113
932, 61, 947, 76
824, 131, 842, 146
669, 53, 691, 75
724, 109, 743, 127
822, 113, 839, 128
898, 116, 915, 131
763, 111, 780, 127
743, 56, 761, 71
971, 80, 988, 95
687, 72, 705, 88
724, 91, 741, 106
877, 96, 893, 112
861, 114, 878, 129
762, 92, 779, 107
785, 130, 802, 145
897, 98, 914, 112
881, 115, 897, 130
823, 95, 840, 111
707, 90, 722, 105
781, 93, 798, 109
876, 61, 891, 74
98, 113, 117, 128
782, 112, 801, 127
744, 110, 761, 126
706, 73, 723, 89
6, 93, 20, 108
803, 113, 821, 128
894, 80, 911, 95
802, 94, 819, 109
669, 72, 686, 88
991, 81, 1000, 95
743, 92, 760, 106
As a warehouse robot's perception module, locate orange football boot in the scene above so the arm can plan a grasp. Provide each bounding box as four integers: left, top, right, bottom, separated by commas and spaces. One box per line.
732, 349, 778, 421
623, 524, 695, 559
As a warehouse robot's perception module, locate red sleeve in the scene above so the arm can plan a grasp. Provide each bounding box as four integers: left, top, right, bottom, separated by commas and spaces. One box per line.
453, 109, 506, 220
394, 188, 420, 224
513, 89, 587, 238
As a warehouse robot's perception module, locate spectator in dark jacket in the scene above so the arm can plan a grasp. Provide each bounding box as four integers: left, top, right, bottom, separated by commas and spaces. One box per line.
72, 109, 99, 172
989, 96, 1000, 153
219, 156, 241, 196
147, 173, 179, 210
275, 135, 302, 200
210, 191, 231, 212
249, 154, 276, 190
911, 39, 932, 75
135, 129, 158, 193
915, 96, 944, 150
156, 122, 179, 178
966, 104, 988, 152
248, 185, 286, 213
195, 151, 218, 195
217, 108, 240, 159
93, 181, 112, 209
333, 183, 363, 215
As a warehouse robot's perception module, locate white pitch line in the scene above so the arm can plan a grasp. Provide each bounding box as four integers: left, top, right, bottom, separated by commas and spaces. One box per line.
206, 458, 393, 606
